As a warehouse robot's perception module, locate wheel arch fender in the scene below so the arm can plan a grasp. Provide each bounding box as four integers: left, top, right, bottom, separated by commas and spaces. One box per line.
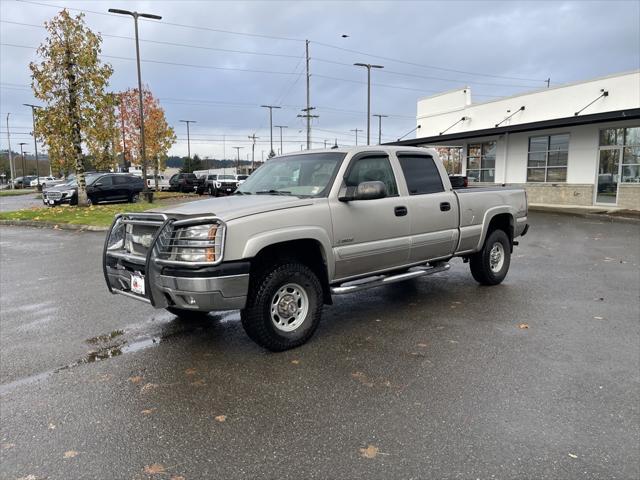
476, 207, 517, 251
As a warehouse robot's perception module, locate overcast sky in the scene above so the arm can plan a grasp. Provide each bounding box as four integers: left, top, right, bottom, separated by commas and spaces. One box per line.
1, 0, 639, 160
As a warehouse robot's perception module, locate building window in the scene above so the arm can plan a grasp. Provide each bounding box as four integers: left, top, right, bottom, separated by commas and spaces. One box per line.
466, 141, 495, 182
527, 134, 569, 182
599, 126, 640, 184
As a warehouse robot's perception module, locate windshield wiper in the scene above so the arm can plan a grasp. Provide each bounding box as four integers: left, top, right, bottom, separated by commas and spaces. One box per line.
256, 190, 292, 196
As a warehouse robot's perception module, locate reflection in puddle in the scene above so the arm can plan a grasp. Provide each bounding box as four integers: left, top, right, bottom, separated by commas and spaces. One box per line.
0, 310, 240, 395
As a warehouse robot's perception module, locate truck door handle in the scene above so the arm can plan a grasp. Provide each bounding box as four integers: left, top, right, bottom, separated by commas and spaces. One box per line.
394, 206, 408, 217
440, 202, 451, 212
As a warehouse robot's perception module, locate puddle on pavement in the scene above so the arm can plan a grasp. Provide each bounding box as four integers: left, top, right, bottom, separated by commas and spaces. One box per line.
0, 310, 240, 396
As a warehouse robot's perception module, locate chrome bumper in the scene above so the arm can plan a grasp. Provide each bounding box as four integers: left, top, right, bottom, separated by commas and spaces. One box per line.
103, 213, 249, 312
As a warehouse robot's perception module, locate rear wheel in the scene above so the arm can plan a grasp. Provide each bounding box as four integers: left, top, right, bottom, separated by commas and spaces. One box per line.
129, 193, 140, 203
241, 262, 323, 351
470, 229, 511, 285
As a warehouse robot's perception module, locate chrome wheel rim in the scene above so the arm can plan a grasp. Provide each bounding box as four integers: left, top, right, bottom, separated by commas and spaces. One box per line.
270, 283, 309, 332
489, 242, 505, 273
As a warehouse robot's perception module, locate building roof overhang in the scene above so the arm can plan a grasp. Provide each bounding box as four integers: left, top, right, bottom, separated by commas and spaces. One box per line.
387, 108, 640, 146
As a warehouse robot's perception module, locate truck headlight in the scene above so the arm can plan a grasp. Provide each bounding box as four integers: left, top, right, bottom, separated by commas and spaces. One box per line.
106, 217, 125, 251
172, 223, 224, 263
215, 182, 221, 188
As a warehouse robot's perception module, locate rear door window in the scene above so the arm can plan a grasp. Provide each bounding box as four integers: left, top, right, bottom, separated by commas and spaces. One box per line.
397, 154, 444, 195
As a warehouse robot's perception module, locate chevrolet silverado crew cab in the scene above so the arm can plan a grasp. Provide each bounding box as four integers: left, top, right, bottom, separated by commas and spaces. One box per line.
103, 147, 529, 351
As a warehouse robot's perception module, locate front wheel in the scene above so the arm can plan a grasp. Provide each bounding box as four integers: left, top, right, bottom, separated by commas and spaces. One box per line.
129, 193, 140, 203
241, 262, 323, 351
470, 229, 511, 285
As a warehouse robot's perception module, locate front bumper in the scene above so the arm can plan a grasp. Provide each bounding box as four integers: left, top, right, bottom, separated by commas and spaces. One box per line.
103, 214, 249, 311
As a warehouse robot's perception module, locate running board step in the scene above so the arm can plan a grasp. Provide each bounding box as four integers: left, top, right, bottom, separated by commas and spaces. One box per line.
330, 263, 450, 295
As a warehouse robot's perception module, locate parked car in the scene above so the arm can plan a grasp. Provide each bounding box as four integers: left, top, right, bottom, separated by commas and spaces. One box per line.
147, 174, 171, 191
197, 173, 238, 196
104, 146, 529, 351
169, 173, 198, 193
12, 176, 36, 188
43, 173, 143, 206
236, 174, 249, 186
448, 175, 468, 188
29, 176, 58, 188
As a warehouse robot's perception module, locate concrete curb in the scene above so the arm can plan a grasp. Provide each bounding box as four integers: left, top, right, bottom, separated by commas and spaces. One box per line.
529, 206, 640, 224
0, 219, 108, 232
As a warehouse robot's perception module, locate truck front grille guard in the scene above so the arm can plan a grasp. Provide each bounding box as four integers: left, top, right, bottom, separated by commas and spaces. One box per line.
103, 213, 226, 306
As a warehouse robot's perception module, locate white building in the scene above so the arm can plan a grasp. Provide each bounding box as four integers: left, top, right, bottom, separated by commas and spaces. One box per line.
395, 70, 640, 208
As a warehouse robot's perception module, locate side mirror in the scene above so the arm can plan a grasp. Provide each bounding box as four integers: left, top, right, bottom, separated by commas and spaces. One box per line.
339, 181, 387, 202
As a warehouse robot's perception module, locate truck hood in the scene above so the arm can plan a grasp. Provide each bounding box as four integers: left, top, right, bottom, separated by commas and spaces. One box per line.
153, 194, 315, 221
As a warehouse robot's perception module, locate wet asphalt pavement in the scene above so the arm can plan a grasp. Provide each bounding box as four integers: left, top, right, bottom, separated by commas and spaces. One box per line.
0, 193, 43, 212
0, 212, 638, 480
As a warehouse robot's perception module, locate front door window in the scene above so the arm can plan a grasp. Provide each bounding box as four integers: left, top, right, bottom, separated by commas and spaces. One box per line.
596, 149, 620, 204
596, 126, 640, 205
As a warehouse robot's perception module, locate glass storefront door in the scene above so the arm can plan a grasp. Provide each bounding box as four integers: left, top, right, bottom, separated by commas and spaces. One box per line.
596, 148, 621, 204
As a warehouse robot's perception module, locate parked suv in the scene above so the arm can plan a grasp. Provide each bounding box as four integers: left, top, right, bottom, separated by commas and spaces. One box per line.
197, 174, 238, 196
43, 173, 143, 206
169, 173, 198, 193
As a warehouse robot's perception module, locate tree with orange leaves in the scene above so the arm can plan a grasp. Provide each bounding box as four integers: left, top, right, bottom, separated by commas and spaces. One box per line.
117, 87, 176, 189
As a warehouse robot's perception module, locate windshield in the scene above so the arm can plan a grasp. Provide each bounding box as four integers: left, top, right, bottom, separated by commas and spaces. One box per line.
64, 174, 100, 187
237, 152, 345, 197
218, 175, 236, 181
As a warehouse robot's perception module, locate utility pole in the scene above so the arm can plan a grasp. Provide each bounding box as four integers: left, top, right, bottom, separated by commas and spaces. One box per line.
350, 128, 363, 146
180, 119, 196, 172
23, 104, 41, 186
324, 139, 328, 148
372, 114, 388, 145
108, 8, 162, 201
354, 62, 384, 145
5, 113, 15, 189
260, 105, 281, 158
18, 143, 27, 179
119, 93, 128, 171
248, 133, 259, 171
297, 108, 318, 148
274, 125, 287, 156
232, 146, 243, 172
305, 39, 311, 149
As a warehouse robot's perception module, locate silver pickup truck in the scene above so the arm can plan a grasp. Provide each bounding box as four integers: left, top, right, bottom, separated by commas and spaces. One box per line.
103, 146, 529, 351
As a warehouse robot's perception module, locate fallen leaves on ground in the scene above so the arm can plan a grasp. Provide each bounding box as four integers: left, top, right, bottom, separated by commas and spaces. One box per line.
144, 463, 166, 474
190, 379, 206, 387
518, 323, 529, 329
290, 359, 300, 365
184, 368, 197, 375
359, 445, 379, 459
17, 475, 40, 480
214, 415, 227, 423
63, 450, 79, 458
416, 343, 428, 348
568, 453, 578, 459
128, 375, 143, 384
170, 476, 186, 480
593, 316, 604, 320
141, 408, 157, 415
1, 442, 15, 449
47, 423, 56, 430
140, 383, 158, 394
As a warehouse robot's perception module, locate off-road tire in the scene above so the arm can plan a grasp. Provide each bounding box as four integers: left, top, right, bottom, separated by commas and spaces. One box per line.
166, 307, 211, 321
241, 262, 323, 351
470, 229, 511, 285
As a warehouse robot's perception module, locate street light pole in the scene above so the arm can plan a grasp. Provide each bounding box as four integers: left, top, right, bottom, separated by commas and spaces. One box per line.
274, 125, 287, 156
18, 143, 27, 180
261, 105, 281, 158
232, 146, 243, 172
108, 8, 162, 200
350, 128, 362, 146
354, 63, 384, 145
23, 104, 41, 186
5, 113, 15, 189
180, 120, 196, 172
372, 114, 388, 145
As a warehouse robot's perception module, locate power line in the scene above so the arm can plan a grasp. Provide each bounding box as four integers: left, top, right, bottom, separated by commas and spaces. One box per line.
14, 0, 550, 84
311, 40, 548, 83
0, 19, 306, 60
